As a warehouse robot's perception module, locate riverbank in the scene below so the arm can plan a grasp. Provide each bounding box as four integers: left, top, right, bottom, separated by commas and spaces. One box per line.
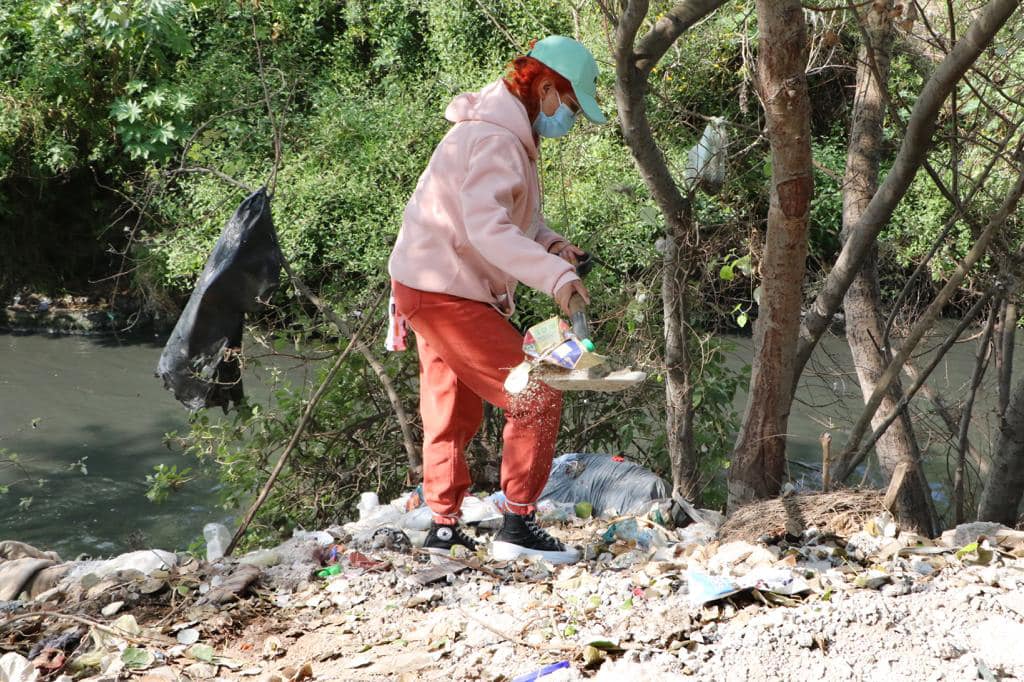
0, 298, 154, 336
1, 496, 1023, 681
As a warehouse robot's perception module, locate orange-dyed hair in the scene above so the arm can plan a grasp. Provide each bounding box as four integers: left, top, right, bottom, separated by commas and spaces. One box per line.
504, 55, 574, 123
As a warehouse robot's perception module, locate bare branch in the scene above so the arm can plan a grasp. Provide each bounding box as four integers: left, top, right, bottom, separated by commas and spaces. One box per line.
834, 156, 1024, 481
795, 0, 1022, 379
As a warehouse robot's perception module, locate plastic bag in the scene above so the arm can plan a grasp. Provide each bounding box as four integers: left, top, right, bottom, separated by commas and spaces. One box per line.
539, 453, 670, 516
684, 118, 728, 195
156, 188, 283, 411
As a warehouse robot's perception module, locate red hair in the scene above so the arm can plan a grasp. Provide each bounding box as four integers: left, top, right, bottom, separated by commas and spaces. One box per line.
504, 55, 574, 123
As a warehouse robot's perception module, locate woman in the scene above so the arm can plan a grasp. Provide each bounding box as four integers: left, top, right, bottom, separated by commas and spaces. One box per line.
388, 36, 605, 564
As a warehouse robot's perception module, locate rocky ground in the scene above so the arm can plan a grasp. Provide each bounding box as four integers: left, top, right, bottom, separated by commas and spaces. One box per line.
2, 495, 1024, 682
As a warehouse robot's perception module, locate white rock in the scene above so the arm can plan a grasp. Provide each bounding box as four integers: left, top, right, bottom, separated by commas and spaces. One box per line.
969, 615, 1024, 669
101, 601, 124, 617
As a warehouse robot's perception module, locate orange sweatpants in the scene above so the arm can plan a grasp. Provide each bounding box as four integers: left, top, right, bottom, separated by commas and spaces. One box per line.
392, 281, 562, 524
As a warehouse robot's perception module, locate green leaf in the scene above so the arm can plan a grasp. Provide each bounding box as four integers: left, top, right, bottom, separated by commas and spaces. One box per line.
121, 647, 154, 669
125, 80, 148, 95
172, 93, 195, 113
112, 100, 143, 123
142, 89, 166, 108
639, 205, 661, 227
955, 542, 979, 559
736, 312, 748, 328
719, 263, 734, 281
151, 121, 176, 145
188, 644, 215, 662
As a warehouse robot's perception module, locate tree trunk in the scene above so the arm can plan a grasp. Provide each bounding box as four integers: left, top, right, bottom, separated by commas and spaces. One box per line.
612, 3, 705, 501
840, 0, 934, 535
662, 204, 699, 501
996, 299, 1018, 421
978, 374, 1024, 525
727, 0, 812, 507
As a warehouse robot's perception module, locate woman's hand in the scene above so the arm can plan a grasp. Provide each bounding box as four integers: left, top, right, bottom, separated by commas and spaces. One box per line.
550, 242, 586, 266
555, 279, 590, 318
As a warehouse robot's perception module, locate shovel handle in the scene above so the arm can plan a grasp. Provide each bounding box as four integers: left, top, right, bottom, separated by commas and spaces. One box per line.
568, 292, 587, 316
568, 293, 590, 341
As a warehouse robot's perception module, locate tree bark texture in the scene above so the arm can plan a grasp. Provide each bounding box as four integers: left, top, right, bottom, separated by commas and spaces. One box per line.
793, 0, 1021, 382
839, 1, 934, 535
727, 0, 812, 507
978, 374, 1024, 525
996, 299, 1018, 421
662, 204, 698, 500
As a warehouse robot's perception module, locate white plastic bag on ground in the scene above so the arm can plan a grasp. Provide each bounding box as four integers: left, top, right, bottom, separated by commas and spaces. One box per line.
0, 652, 38, 682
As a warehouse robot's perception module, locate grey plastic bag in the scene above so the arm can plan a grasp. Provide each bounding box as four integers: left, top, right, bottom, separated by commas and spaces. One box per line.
539, 453, 670, 516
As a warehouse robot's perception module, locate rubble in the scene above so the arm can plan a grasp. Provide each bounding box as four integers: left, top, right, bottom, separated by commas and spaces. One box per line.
2, 493, 1024, 681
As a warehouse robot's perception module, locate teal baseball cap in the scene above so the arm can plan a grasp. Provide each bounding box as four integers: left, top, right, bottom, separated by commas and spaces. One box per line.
528, 35, 606, 124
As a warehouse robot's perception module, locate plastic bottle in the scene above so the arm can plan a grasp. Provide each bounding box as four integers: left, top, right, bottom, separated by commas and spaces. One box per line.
203, 523, 232, 562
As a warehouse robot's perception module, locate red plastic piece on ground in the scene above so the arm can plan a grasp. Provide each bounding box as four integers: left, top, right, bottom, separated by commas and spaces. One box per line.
348, 551, 391, 572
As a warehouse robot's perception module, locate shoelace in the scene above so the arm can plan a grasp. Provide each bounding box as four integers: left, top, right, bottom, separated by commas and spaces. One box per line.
524, 515, 564, 550
450, 525, 477, 548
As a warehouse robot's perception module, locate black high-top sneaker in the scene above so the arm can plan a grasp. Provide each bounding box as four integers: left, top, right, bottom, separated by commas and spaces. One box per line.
422, 522, 478, 554
491, 512, 580, 564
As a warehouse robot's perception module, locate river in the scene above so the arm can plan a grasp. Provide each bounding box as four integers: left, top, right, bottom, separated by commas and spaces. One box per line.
0, 326, 1012, 557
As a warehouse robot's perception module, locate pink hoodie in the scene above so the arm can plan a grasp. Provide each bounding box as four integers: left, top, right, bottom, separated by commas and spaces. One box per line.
388, 79, 579, 316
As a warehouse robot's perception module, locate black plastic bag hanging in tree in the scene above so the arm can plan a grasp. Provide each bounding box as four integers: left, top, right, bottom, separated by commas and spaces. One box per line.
157, 187, 283, 411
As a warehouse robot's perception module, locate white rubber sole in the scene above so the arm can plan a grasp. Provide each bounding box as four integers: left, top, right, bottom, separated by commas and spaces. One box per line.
491, 540, 580, 565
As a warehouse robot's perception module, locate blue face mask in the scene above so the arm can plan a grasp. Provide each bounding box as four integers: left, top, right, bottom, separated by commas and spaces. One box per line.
533, 93, 577, 139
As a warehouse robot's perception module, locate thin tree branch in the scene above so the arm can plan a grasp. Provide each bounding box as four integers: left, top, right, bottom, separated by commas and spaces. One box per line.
834, 158, 1024, 480
795, 0, 1021, 379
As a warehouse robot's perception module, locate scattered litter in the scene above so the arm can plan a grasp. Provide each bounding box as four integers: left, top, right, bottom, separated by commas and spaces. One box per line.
511, 660, 570, 682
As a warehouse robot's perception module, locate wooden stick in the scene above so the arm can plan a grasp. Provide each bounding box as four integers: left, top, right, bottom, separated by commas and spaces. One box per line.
0, 610, 169, 645
882, 462, 909, 512
458, 609, 575, 652
820, 431, 832, 493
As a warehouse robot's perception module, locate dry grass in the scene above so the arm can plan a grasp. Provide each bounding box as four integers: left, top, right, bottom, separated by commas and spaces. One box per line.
718, 490, 887, 543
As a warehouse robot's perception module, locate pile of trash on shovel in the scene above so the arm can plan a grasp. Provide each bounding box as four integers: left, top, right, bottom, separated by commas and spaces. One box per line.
3, 454, 1024, 681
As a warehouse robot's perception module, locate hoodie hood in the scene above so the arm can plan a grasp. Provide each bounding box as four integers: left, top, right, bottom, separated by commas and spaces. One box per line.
445, 79, 538, 160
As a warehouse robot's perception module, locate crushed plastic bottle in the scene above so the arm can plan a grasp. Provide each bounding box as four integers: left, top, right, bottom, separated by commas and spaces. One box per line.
602, 518, 668, 549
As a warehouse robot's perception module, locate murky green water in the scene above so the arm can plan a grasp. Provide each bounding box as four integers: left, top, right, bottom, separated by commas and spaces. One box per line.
0, 333, 222, 558
0, 323, 1015, 557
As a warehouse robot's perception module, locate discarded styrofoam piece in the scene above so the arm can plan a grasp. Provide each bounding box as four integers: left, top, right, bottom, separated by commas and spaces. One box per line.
291, 529, 334, 546
737, 567, 811, 596
940, 522, 1019, 549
